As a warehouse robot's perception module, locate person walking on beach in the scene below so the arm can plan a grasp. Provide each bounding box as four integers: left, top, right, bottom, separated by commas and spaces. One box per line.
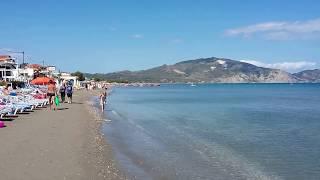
59, 83, 66, 103
99, 91, 107, 111
66, 82, 73, 104
47, 80, 57, 110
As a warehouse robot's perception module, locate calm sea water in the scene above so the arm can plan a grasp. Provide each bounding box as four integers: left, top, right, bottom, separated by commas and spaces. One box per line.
101, 84, 320, 180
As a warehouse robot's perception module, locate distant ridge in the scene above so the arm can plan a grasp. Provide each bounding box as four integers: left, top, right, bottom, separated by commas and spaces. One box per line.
293, 69, 320, 83
86, 57, 320, 83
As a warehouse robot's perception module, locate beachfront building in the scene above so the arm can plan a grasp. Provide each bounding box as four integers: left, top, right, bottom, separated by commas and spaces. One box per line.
18, 64, 43, 82
18, 68, 34, 81
0, 55, 18, 82
46, 66, 56, 72
41, 65, 57, 77
60, 72, 80, 87
18, 64, 60, 83
0, 56, 62, 84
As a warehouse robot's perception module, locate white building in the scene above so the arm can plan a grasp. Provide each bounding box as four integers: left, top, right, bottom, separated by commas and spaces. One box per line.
47, 66, 56, 72
19, 68, 35, 79
0, 55, 18, 82
60, 72, 80, 87
18, 64, 58, 82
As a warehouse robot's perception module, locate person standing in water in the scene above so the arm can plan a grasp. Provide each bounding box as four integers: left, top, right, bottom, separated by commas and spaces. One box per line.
66, 82, 73, 104
99, 91, 107, 111
47, 80, 57, 110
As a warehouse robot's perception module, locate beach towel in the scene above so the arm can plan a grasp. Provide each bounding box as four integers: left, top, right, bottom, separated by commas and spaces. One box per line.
55, 96, 60, 106
0, 121, 5, 128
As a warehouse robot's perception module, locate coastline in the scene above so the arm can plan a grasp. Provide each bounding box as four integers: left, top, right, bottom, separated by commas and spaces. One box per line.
0, 90, 125, 180
84, 90, 126, 180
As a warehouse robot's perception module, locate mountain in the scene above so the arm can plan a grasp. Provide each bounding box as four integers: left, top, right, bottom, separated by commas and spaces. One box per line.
87, 57, 303, 83
293, 69, 320, 83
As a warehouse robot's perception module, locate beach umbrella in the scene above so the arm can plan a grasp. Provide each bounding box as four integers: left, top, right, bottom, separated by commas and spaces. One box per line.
30, 77, 55, 85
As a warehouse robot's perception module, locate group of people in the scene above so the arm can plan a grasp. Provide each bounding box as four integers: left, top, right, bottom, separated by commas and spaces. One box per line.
84, 82, 109, 91
47, 80, 109, 112
3, 80, 108, 112
47, 80, 73, 110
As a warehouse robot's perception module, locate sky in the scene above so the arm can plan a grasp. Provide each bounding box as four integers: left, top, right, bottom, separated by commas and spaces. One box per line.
1, 0, 320, 73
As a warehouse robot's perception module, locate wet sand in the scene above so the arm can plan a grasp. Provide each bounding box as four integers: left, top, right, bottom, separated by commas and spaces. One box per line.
0, 90, 125, 180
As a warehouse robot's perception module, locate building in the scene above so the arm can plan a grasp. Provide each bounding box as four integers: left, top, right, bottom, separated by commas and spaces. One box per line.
46, 66, 56, 72
0, 55, 63, 83
0, 55, 18, 82
60, 72, 80, 87
17, 64, 42, 81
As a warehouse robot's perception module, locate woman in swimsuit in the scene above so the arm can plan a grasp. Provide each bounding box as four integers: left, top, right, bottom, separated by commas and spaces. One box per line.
47, 80, 57, 110
99, 91, 107, 111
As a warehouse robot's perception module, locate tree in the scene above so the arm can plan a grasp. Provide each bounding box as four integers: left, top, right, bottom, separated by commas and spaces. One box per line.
93, 77, 101, 82
71, 71, 85, 81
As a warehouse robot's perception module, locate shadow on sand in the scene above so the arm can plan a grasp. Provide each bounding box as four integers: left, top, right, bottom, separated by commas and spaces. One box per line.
56, 107, 69, 111
70, 102, 83, 105
17, 112, 31, 115
1, 118, 15, 121
4, 115, 18, 118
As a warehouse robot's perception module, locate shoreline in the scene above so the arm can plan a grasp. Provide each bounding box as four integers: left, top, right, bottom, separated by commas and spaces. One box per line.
84, 90, 126, 179
0, 90, 125, 180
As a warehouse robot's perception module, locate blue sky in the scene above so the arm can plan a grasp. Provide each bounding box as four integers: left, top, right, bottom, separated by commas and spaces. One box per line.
1, 0, 320, 73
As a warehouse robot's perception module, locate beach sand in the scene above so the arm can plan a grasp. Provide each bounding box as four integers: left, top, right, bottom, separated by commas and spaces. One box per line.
0, 90, 125, 180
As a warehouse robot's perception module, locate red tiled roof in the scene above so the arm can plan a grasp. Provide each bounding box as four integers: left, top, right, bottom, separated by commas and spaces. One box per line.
0, 55, 12, 61
27, 64, 42, 70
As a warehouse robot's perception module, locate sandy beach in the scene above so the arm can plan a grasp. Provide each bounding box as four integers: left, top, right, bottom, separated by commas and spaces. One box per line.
0, 90, 125, 180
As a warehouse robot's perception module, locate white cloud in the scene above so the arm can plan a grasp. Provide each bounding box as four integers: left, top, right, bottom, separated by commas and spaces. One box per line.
241, 60, 317, 72
225, 18, 320, 40
131, 34, 143, 39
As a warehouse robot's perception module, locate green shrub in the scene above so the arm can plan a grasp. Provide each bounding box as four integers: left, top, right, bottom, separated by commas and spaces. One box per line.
0, 81, 7, 86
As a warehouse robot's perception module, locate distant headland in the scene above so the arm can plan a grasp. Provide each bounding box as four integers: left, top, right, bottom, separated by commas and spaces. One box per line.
85, 57, 320, 83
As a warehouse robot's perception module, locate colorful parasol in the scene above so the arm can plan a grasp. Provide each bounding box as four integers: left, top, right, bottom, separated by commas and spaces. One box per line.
30, 77, 55, 85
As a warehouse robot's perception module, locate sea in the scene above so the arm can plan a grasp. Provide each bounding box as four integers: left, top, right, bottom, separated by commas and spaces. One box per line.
99, 84, 320, 180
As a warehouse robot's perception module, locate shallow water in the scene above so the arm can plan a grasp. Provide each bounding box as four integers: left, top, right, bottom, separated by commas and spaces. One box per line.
101, 84, 320, 180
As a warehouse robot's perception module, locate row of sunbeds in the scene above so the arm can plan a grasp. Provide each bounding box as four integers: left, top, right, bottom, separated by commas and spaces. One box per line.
0, 86, 49, 118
